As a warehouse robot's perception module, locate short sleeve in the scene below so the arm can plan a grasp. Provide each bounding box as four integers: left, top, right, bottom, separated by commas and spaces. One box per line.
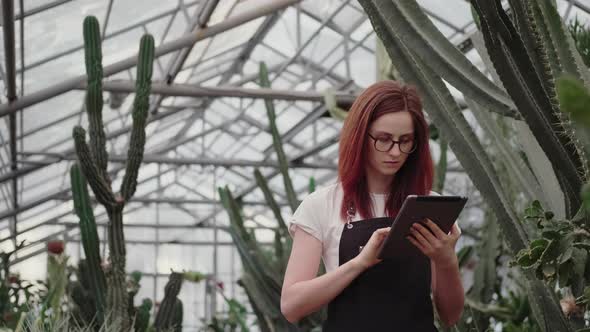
288, 192, 323, 243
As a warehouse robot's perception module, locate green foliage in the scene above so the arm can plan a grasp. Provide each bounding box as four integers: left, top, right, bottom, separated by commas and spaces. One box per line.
512, 200, 589, 289
569, 17, 590, 67
557, 76, 590, 128
200, 291, 250, 332
0, 242, 41, 330
181, 271, 206, 283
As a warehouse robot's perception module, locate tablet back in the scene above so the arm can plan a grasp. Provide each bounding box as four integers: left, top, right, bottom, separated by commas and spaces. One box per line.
377, 195, 468, 260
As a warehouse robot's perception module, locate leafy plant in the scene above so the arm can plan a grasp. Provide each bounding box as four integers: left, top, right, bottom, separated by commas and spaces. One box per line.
569, 17, 590, 67
0, 242, 44, 330
200, 285, 250, 332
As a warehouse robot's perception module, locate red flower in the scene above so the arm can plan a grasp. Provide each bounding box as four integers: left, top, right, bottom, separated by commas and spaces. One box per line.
47, 241, 64, 255
216, 281, 224, 291
3, 311, 13, 322
7, 274, 18, 284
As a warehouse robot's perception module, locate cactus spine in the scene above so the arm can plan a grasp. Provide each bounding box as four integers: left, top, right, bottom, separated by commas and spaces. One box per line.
71, 15, 154, 331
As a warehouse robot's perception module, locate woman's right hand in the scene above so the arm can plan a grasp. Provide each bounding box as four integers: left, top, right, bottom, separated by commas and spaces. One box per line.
353, 227, 391, 270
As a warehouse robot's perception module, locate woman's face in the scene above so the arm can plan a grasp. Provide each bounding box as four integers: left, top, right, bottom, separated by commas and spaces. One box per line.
365, 111, 415, 179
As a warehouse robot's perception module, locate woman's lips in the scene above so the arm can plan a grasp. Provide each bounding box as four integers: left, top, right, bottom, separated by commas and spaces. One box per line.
383, 161, 400, 167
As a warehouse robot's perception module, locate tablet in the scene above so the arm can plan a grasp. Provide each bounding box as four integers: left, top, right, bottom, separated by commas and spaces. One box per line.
377, 195, 468, 260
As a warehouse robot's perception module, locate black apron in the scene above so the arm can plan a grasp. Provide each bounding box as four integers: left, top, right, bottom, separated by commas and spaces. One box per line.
323, 217, 438, 332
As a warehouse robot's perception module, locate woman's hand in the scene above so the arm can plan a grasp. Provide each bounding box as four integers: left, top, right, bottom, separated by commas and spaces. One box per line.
408, 219, 461, 268
353, 227, 391, 270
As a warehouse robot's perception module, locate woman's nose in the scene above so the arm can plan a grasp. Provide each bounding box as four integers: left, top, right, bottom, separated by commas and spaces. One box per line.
388, 144, 402, 157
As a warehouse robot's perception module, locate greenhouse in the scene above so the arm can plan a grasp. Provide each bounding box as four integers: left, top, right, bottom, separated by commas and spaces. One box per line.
2, 0, 590, 331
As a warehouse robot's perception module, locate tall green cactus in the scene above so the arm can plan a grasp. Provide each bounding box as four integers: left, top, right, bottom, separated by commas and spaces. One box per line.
69, 260, 99, 327
134, 299, 152, 332
259, 62, 300, 212
70, 15, 155, 331
356, 0, 590, 330
70, 164, 106, 324
471, 0, 585, 217
154, 273, 183, 332
83, 16, 109, 183
217, 62, 324, 331
120, 32, 154, 201
219, 187, 300, 331
170, 299, 183, 332
45, 250, 68, 324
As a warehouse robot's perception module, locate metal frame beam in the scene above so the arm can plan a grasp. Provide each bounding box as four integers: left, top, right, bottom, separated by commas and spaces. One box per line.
17, 151, 337, 169
171, 11, 283, 140
13, 0, 73, 20
0, 116, 237, 221
0, 0, 303, 189
0, 164, 185, 242
19, 1, 201, 74
0, 0, 302, 118
3, 0, 18, 247
76, 80, 357, 104
149, 0, 220, 118
53, 195, 290, 207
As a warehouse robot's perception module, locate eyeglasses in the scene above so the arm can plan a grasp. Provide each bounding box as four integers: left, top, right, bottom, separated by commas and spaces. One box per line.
368, 134, 417, 154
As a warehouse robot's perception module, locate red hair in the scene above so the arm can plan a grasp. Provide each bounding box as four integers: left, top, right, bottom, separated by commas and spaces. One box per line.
338, 80, 434, 221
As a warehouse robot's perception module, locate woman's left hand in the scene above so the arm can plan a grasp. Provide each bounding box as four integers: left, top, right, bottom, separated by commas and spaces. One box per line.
407, 219, 461, 268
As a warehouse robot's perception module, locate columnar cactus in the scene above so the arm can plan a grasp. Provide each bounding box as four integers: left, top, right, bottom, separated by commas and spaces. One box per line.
70, 260, 99, 326
70, 164, 106, 324
171, 299, 183, 332
134, 299, 152, 332
70, 15, 155, 331
154, 272, 184, 332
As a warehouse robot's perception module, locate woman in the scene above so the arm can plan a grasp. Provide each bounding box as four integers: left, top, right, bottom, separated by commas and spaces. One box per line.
280, 81, 464, 331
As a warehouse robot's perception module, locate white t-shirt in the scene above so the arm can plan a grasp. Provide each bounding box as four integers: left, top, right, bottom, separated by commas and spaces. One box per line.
288, 182, 438, 272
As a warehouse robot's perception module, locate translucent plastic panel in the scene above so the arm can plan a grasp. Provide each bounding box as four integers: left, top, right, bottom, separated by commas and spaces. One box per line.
332, 4, 366, 32
105, 0, 185, 33
20, 162, 69, 202
417, 0, 473, 36
19, 0, 108, 66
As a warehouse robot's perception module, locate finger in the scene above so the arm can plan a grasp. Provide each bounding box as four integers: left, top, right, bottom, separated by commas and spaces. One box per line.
372, 227, 391, 234
451, 223, 461, 235
425, 218, 446, 238
373, 227, 390, 239
412, 222, 438, 243
410, 227, 432, 250
367, 227, 390, 247
407, 235, 427, 254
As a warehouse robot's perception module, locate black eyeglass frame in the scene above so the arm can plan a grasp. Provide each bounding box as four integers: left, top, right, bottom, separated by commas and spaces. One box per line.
367, 133, 417, 154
